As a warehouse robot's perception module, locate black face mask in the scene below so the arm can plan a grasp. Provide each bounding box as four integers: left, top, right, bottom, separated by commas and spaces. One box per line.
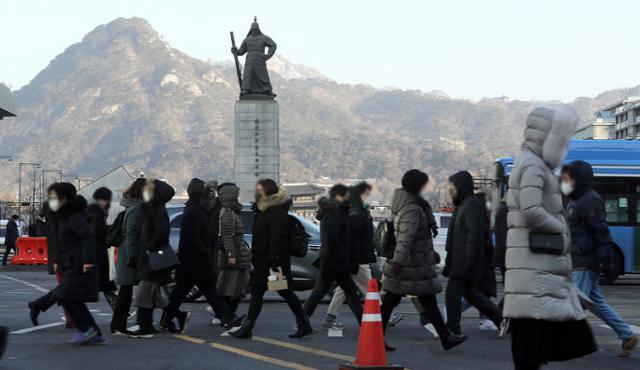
254, 193, 261, 203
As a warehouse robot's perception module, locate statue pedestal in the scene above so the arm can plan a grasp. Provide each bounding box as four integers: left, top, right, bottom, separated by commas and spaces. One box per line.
234, 99, 280, 202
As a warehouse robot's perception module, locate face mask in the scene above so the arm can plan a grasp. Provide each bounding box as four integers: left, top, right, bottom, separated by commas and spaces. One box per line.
143, 190, 153, 202
254, 193, 262, 203
560, 181, 574, 196
420, 190, 429, 200
364, 196, 373, 207
48, 199, 60, 212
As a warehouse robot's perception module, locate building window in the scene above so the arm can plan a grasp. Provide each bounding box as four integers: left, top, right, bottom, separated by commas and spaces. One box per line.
604, 197, 629, 223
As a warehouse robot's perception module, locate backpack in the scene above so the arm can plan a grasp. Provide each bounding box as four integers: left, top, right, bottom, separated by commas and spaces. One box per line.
374, 219, 396, 259
105, 210, 126, 247
288, 215, 309, 257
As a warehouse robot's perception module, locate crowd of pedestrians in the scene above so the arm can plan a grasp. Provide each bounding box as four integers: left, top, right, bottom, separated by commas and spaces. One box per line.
15, 105, 639, 369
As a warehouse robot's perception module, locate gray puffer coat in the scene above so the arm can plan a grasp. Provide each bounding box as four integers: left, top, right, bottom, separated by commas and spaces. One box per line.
382, 188, 442, 296
218, 185, 251, 270
504, 106, 584, 321
115, 197, 142, 286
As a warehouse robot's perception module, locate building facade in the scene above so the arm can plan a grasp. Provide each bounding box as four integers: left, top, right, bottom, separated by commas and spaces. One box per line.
283, 183, 325, 219
601, 96, 640, 140
573, 110, 615, 140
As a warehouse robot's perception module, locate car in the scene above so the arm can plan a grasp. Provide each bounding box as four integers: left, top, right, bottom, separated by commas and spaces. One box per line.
167, 204, 321, 291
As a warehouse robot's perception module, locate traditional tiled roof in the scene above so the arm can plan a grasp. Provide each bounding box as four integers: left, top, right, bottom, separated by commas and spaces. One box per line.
283, 183, 325, 197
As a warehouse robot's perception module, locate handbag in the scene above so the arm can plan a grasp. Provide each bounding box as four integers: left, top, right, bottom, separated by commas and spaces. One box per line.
267, 267, 289, 291
529, 232, 564, 255
146, 245, 179, 272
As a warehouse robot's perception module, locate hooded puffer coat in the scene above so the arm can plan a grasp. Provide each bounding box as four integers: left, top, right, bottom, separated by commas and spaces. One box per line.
504, 106, 585, 321
382, 188, 442, 296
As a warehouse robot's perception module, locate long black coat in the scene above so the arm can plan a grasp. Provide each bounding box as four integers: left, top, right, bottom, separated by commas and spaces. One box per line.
444, 171, 484, 281
136, 180, 175, 283
50, 196, 99, 303
175, 198, 217, 284
492, 201, 508, 269
5, 219, 18, 247
86, 203, 111, 292
348, 200, 376, 266
250, 188, 292, 287
45, 211, 59, 275
316, 197, 351, 272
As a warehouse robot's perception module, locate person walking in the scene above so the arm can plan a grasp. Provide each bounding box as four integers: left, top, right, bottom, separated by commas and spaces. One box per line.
216, 183, 251, 314
129, 178, 175, 338
323, 182, 375, 329
86, 187, 117, 310
110, 178, 146, 335
443, 171, 502, 335
231, 179, 310, 339
302, 184, 363, 328
47, 182, 105, 345
380, 169, 467, 351
504, 106, 597, 370
2, 215, 19, 266
561, 160, 639, 357
162, 178, 240, 333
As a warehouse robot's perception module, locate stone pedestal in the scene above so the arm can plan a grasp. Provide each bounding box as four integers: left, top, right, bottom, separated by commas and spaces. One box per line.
234, 99, 279, 202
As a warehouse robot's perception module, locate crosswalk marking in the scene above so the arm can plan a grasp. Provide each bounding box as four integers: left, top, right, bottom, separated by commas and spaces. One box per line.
253, 336, 355, 362
11, 321, 65, 334
0, 274, 49, 293
210, 342, 318, 370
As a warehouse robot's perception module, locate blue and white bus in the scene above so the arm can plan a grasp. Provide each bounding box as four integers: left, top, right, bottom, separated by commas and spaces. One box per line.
492, 140, 640, 283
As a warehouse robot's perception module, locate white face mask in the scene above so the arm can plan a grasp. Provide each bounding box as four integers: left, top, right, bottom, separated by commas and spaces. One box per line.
48, 199, 60, 212
560, 181, 574, 196
420, 190, 429, 200
143, 190, 153, 202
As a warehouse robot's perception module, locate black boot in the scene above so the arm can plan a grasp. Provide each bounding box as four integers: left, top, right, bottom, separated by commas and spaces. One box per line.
440, 333, 468, 351
289, 316, 313, 339
28, 302, 40, 326
129, 308, 155, 339
229, 319, 254, 339
104, 291, 118, 311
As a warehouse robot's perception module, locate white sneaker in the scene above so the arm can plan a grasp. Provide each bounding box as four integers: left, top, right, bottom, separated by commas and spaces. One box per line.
206, 306, 214, 315
424, 324, 440, 339
479, 319, 498, 331
211, 317, 222, 325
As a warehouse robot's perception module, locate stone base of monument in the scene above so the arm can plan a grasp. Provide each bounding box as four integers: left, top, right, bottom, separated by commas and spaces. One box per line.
234, 99, 279, 202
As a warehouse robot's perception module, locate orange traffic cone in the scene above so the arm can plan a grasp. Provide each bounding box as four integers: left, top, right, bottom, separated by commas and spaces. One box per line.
339, 279, 404, 370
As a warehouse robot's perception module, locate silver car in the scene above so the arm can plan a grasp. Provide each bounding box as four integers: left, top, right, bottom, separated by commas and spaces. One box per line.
167, 204, 321, 291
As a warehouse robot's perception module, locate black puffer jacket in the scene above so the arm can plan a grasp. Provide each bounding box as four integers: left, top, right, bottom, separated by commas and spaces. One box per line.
316, 197, 351, 272
565, 160, 613, 272
86, 203, 111, 292
136, 180, 175, 283
218, 184, 251, 270
50, 196, 99, 303
250, 187, 292, 287
348, 190, 376, 266
443, 171, 484, 281
175, 178, 217, 283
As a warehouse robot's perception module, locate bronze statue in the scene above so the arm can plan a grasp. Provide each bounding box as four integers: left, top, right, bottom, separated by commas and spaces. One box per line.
230, 17, 277, 98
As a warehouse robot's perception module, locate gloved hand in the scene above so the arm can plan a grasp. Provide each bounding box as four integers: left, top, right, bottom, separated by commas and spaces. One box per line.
126, 257, 137, 269
431, 226, 439, 238
434, 252, 441, 265
391, 262, 403, 275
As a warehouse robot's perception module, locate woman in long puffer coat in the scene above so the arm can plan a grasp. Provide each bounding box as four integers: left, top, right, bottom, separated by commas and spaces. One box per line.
216, 183, 251, 313
504, 106, 597, 369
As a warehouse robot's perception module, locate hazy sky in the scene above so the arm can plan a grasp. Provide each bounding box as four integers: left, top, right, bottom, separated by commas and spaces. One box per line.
3, 0, 639, 101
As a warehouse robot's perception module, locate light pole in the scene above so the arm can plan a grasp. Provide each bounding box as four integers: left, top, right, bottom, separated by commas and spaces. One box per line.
41, 169, 62, 202
77, 177, 93, 189
18, 162, 40, 217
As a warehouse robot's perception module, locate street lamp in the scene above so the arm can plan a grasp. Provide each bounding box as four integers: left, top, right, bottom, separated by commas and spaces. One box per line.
41, 169, 62, 202
60, 174, 79, 188
18, 162, 40, 217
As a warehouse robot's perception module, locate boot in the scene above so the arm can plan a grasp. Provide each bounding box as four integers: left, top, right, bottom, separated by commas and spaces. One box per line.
28, 302, 40, 326
440, 333, 468, 351
289, 316, 313, 339
129, 308, 155, 339
229, 319, 254, 339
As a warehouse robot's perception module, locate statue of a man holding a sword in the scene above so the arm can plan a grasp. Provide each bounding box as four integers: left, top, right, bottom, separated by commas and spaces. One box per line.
231, 17, 277, 97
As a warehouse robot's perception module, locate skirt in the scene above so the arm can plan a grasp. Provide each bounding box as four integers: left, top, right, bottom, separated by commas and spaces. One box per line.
217, 269, 250, 299
510, 318, 597, 368
134, 280, 170, 309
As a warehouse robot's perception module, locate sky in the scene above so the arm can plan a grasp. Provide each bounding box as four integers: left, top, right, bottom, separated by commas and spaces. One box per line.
3, 0, 640, 102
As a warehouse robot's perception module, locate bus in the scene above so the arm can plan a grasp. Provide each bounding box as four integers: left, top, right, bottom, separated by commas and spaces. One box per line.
492, 140, 640, 284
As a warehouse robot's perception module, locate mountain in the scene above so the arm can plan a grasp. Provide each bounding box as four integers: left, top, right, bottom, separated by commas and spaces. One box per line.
2, 17, 638, 203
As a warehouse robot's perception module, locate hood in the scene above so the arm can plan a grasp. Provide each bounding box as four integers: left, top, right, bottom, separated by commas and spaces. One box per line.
521, 106, 578, 169
58, 195, 88, 219
349, 185, 366, 211
218, 184, 242, 211
152, 179, 175, 205
315, 196, 340, 221
120, 196, 142, 208
565, 160, 593, 199
257, 186, 290, 212
449, 170, 474, 206
186, 178, 205, 200
390, 188, 420, 214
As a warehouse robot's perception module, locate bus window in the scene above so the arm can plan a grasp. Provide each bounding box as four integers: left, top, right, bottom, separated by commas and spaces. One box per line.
604, 197, 629, 223
440, 215, 451, 229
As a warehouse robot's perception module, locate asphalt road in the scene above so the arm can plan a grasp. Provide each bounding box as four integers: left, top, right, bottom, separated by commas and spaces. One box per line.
0, 266, 638, 370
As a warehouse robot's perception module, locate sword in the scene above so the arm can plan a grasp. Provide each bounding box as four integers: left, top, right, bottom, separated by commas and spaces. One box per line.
230, 31, 242, 89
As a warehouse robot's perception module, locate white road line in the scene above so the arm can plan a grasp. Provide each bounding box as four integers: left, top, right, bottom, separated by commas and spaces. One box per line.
11, 322, 65, 334
0, 274, 49, 293
598, 324, 640, 334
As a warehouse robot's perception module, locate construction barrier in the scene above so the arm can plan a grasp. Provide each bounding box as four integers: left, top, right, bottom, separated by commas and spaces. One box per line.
11, 237, 48, 266
339, 279, 404, 370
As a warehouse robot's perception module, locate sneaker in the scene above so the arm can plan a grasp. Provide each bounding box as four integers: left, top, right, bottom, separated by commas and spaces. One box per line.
322, 314, 337, 329
206, 306, 214, 315
620, 335, 639, 357
28, 302, 40, 326
70, 328, 98, 345
211, 317, 222, 325
88, 334, 108, 345
128, 329, 155, 339
425, 324, 440, 339
479, 319, 498, 331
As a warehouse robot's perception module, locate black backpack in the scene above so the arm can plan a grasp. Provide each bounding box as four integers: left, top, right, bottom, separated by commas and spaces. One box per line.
105, 210, 126, 247
374, 219, 396, 259
288, 215, 309, 257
